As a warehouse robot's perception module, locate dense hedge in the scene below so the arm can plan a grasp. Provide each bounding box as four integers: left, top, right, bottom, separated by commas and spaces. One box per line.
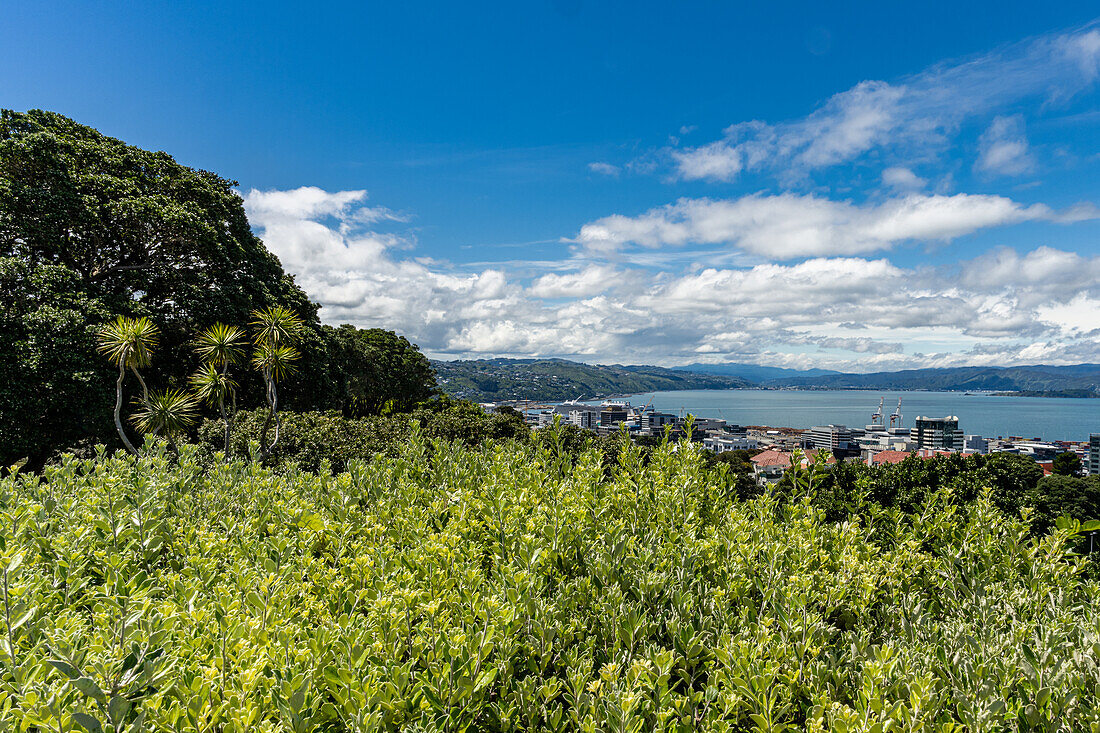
1, 436, 1098, 731
195, 402, 531, 472
198, 409, 1100, 536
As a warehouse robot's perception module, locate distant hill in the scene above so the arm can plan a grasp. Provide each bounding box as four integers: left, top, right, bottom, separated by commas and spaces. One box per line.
433, 359, 1100, 402
675, 362, 842, 382
764, 364, 1100, 394
432, 358, 751, 402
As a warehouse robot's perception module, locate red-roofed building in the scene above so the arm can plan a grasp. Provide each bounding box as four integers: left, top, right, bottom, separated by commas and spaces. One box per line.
914, 449, 955, 460
869, 449, 911, 466
751, 449, 791, 482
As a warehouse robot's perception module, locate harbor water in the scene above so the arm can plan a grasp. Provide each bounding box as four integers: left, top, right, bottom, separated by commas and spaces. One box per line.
586, 389, 1099, 442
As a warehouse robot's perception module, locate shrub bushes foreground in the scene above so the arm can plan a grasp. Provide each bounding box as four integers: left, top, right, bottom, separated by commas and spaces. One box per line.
0, 432, 1098, 731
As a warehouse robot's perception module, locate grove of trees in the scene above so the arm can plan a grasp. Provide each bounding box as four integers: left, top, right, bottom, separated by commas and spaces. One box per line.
0, 109, 437, 468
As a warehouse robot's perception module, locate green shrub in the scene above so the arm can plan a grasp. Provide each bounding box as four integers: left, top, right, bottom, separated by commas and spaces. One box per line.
1028, 474, 1100, 535
195, 401, 531, 472
1, 437, 1098, 731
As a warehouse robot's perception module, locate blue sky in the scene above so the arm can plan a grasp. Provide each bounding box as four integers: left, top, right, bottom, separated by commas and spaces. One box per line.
5, 1, 1100, 369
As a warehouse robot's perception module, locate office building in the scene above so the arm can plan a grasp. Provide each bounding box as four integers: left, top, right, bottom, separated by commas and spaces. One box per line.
1090, 433, 1100, 476
910, 416, 963, 451
641, 412, 676, 431
600, 407, 628, 426
805, 424, 852, 451
962, 435, 988, 454
703, 435, 759, 453
569, 409, 598, 430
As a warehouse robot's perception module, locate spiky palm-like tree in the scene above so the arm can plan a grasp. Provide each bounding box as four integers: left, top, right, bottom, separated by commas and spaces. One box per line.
190, 324, 247, 452
96, 316, 159, 455
250, 307, 304, 458
132, 389, 199, 440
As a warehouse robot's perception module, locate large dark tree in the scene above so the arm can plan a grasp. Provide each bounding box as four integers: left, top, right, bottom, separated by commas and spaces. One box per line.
0, 259, 113, 465
319, 325, 438, 417
1027, 475, 1100, 534
0, 110, 316, 325
0, 109, 318, 465
1052, 451, 1083, 477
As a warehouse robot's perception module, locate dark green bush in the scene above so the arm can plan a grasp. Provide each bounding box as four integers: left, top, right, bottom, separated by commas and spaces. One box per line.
195, 400, 531, 472
1028, 474, 1100, 534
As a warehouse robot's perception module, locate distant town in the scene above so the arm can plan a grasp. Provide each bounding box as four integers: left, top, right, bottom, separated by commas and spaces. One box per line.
486, 396, 1100, 484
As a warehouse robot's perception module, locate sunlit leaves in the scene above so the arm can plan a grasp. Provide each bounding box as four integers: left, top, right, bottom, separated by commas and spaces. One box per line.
251, 307, 303, 383
193, 323, 247, 367
0, 437, 1098, 731
95, 316, 159, 368
131, 389, 198, 436
189, 362, 238, 407
251, 343, 300, 384
250, 306, 304, 350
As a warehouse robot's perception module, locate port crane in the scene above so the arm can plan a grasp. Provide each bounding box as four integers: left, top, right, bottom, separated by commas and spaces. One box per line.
871, 397, 884, 428
889, 397, 903, 428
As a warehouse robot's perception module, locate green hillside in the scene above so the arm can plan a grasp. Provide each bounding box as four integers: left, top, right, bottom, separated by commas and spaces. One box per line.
433, 358, 750, 401
764, 364, 1100, 394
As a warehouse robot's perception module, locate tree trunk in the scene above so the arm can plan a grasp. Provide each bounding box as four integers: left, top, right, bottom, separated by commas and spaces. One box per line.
220, 361, 232, 454
258, 370, 276, 460
114, 363, 139, 455
130, 366, 150, 405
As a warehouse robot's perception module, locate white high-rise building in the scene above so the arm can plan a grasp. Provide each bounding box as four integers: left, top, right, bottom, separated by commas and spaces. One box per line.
806, 425, 853, 451
569, 409, 598, 430
962, 435, 988, 454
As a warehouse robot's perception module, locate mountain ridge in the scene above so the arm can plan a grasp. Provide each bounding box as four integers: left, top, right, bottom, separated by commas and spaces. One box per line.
432, 358, 751, 401
673, 362, 842, 382
756, 363, 1100, 393
432, 358, 1100, 401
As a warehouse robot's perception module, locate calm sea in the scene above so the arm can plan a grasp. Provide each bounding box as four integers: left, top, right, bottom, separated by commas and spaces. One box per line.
588, 390, 1099, 442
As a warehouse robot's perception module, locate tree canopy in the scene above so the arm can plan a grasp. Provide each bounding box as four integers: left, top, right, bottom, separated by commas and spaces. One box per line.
0, 110, 437, 466
320, 325, 437, 416
0, 110, 315, 325
1052, 450, 1083, 477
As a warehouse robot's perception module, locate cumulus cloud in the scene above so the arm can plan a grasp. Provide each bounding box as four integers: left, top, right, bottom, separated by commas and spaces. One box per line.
958, 246, 1100, 303
530, 266, 622, 298
669, 24, 1100, 181
244, 186, 401, 228
245, 186, 1100, 371
975, 115, 1035, 176
575, 192, 1089, 258
882, 166, 927, 191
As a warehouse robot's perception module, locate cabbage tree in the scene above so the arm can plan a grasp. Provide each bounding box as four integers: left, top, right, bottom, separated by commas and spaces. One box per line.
96, 316, 158, 455
132, 388, 199, 443
250, 307, 304, 458
190, 324, 247, 452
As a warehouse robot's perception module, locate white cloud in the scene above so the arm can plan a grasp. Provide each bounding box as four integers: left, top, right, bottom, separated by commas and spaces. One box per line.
672, 140, 745, 181
1036, 294, 1100, 336
244, 186, 367, 220
669, 25, 1100, 181
587, 161, 620, 176
882, 166, 927, 191
246, 186, 1100, 371
975, 115, 1034, 176
530, 265, 621, 298
797, 81, 905, 168
575, 192, 1084, 258
958, 246, 1100, 303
